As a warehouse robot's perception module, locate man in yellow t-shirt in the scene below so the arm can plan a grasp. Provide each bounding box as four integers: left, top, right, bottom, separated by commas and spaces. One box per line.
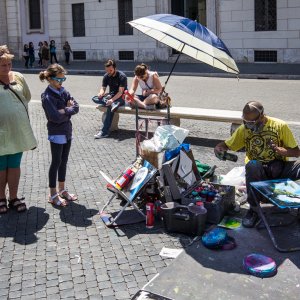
214, 101, 300, 228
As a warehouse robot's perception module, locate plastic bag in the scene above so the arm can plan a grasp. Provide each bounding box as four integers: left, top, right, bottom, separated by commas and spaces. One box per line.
219, 166, 246, 186
165, 143, 190, 161
153, 125, 189, 151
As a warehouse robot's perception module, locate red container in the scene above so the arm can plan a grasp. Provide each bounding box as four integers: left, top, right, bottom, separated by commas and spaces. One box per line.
146, 202, 155, 229
115, 168, 135, 190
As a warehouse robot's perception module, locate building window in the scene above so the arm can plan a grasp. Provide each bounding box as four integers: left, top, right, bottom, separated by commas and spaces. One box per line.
255, 0, 277, 31
28, 0, 41, 29
119, 51, 134, 60
254, 50, 277, 62
72, 3, 85, 37
171, 0, 206, 25
26, 0, 43, 32
73, 51, 86, 60
118, 0, 133, 35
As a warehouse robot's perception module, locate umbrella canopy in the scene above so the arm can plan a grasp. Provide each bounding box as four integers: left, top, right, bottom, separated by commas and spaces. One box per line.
129, 14, 239, 75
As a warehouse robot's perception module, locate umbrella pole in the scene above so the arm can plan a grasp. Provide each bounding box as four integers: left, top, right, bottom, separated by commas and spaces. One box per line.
164, 44, 185, 125
164, 44, 185, 87
135, 101, 139, 157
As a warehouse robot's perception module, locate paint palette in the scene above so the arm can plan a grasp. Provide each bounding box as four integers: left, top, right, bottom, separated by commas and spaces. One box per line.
243, 253, 277, 278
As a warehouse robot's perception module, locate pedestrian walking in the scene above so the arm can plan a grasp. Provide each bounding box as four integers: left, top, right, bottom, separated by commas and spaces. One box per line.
41, 41, 49, 67
0, 45, 37, 213
63, 41, 72, 65
38, 41, 43, 66
50, 40, 59, 64
23, 44, 29, 68
28, 42, 35, 68
39, 64, 79, 207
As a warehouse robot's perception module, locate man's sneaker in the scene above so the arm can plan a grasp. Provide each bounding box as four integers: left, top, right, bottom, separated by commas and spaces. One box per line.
111, 102, 120, 113
94, 132, 109, 139
242, 209, 258, 228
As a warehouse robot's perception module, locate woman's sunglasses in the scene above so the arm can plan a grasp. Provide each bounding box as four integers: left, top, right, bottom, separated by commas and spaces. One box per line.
51, 77, 66, 83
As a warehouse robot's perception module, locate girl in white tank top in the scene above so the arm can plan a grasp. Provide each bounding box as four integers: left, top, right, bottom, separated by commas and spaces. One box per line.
128, 64, 162, 109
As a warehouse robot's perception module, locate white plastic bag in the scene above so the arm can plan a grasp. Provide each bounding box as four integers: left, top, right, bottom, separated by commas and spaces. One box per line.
153, 125, 189, 151
220, 166, 246, 186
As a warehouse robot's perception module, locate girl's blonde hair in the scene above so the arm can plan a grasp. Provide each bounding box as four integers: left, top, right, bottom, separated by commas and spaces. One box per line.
39, 63, 67, 82
0, 45, 14, 60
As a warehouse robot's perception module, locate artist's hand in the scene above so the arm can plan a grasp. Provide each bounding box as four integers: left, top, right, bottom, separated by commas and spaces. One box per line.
273, 146, 288, 156
98, 93, 104, 98
58, 109, 65, 114
106, 99, 113, 106
142, 89, 149, 97
214, 142, 228, 158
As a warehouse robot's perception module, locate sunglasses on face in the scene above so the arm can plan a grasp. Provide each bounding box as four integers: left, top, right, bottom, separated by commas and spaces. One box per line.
242, 113, 262, 124
51, 77, 66, 83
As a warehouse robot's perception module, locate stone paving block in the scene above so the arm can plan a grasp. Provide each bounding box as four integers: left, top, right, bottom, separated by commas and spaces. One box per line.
98, 280, 111, 289
60, 288, 75, 299
100, 288, 115, 297
8, 290, 21, 299
115, 290, 131, 299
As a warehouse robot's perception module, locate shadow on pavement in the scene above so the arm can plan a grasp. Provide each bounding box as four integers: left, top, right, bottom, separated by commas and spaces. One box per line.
109, 129, 223, 147
58, 201, 99, 227
0, 206, 49, 245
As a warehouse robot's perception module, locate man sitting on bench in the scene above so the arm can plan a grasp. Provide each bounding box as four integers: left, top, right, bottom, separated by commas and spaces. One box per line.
92, 59, 127, 139
127, 63, 163, 110
214, 101, 300, 228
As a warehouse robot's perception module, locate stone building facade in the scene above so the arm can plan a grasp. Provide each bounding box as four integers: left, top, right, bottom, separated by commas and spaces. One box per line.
0, 0, 299, 64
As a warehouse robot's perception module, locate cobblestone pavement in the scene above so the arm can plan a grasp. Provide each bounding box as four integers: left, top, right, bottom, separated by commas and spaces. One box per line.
1, 100, 300, 300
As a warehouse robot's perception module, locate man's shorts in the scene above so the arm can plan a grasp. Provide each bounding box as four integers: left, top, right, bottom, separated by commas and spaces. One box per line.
0, 152, 23, 171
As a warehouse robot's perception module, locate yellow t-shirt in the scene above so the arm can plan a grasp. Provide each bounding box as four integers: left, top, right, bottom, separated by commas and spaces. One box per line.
225, 116, 298, 163
0, 72, 37, 156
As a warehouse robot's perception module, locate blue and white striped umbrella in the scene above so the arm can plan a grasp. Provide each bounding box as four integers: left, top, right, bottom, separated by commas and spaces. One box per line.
129, 14, 239, 74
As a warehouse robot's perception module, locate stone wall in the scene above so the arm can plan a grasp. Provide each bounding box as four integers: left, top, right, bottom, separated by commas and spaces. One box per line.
218, 0, 300, 63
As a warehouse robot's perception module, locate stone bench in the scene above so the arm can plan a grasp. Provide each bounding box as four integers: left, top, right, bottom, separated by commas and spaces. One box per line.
97, 105, 243, 133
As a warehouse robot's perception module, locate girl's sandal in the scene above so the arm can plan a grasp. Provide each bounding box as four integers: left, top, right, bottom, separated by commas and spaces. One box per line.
59, 189, 78, 201
8, 197, 27, 212
48, 193, 68, 207
0, 199, 8, 214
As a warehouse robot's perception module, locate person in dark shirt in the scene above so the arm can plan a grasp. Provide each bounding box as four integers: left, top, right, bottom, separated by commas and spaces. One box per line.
92, 59, 127, 139
39, 64, 79, 207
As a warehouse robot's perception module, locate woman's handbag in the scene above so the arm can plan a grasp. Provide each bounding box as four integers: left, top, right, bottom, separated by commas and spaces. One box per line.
157, 90, 171, 109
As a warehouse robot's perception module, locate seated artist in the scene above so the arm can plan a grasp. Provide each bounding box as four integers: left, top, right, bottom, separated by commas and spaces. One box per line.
214, 101, 300, 228
127, 63, 162, 110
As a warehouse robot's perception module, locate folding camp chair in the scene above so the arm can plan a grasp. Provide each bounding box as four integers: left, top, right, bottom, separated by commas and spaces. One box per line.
250, 179, 300, 252
99, 158, 157, 227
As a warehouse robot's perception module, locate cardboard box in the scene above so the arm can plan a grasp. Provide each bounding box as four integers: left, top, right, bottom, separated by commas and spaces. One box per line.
141, 149, 165, 170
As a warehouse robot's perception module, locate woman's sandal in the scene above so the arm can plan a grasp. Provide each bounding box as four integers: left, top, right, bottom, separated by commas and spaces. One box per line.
0, 199, 8, 214
59, 189, 78, 201
8, 197, 27, 212
48, 193, 68, 207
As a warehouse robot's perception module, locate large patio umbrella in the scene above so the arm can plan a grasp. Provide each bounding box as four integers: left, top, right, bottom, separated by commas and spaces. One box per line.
129, 13, 239, 86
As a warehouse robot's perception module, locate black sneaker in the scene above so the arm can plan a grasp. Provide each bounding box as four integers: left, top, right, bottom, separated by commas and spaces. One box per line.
242, 209, 258, 228
111, 102, 120, 113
